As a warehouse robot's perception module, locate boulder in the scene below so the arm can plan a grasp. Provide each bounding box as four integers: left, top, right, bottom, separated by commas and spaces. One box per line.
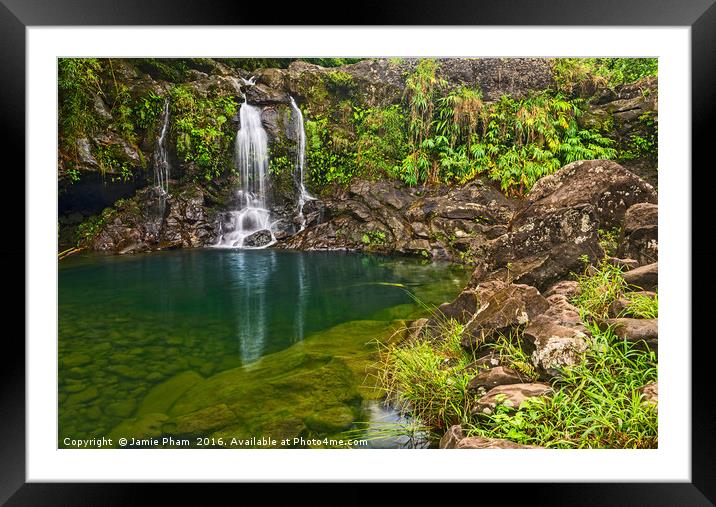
439, 424, 541, 449
526, 160, 657, 229
456, 437, 541, 449
463, 352, 501, 372
473, 383, 552, 415
606, 257, 640, 271
524, 322, 590, 377
459, 281, 550, 350
163, 403, 237, 435
618, 203, 658, 265
602, 318, 658, 353
304, 405, 356, 433
439, 424, 465, 449
543, 280, 580, 299
467, 366, 526, 391
243, 230, 273, 248
623, 262, 658, 291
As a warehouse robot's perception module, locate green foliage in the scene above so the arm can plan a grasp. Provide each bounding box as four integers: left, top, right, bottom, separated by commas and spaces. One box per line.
573, 259, 628, 320
361, 230, 387, 248
619, 111, 658, 162
353, 105, 408, 179
93, 144, 136, 182
170, 85, 238, 181
58, 58, 104, 151
304, 116, 357, 189
377, 285, 657, 449
76, 206, 117, 246
326, 70, 355, 95
378, 317, 475, 432
553, 58, 658, 94
132, 92, 165, 131
598, 227, 621, 256
468, 323, 657, 448
134, 59, 191, 82
623, 292, 658, 319
219, 58, 366, 72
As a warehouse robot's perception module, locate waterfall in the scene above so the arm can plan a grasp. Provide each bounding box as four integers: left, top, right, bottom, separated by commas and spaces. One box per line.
153, 98, 171, 197
289, 97, 315, 231
214, 101, 276, 248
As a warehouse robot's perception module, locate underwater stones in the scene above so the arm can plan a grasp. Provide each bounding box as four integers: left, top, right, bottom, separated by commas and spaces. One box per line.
304, 405, 356, 433
107, 364, 145, 380
473, 383, 552, 415
66, 386, 99, 405
163, 404, 237, 435
623, 262, 658, 291
108, 413, 169, 441
62, 352, 93, 368
105, 399, 137, 418
137, 370, 204, 416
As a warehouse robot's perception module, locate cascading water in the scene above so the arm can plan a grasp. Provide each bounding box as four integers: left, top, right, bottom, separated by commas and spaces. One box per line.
289, 96, 315, 231
153, 98, 171, 198
214, 100, 276, 248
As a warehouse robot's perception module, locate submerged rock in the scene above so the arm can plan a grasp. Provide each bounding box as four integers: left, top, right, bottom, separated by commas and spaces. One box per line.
304, 405, 356, 433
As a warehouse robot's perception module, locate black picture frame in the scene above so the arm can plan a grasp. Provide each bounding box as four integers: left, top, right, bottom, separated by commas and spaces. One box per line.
2, 1, 714, 503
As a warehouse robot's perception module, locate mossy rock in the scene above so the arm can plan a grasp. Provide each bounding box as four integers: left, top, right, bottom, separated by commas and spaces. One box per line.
108, 413, 169, 442
105, 398, 137, 418
137, 370, 204, 416
304, 405, 356, 433
66, 386, 99, 405
162, 403, 237, 436
61, 352, 92, 368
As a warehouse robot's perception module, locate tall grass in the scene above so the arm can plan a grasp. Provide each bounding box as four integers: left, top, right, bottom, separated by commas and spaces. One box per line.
466, 322, 658, 448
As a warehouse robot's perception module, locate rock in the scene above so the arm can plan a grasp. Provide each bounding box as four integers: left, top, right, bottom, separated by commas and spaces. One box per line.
105, 399, 137, 418
524, 322, 590, 377
405, 318, 430, 343
61, 352, 92, 368
460, 281, 549, 350
531, 294, 585, 330
618, 203, 658, 265
456, 437, 541, 449
606, 257, 640, 271
243, 230, 273, 248
474, 383, 552, 414
639, 382, 658, 406
108, 413, 169, 441
543, 280, 580, 299
438, 290, 478, 324
163, 403, 237, 435
622, 262, 658, 291
464, 352, 502, 372
468, 366, 526, 391
304, 405, 356, 433
602, 318, 658, 353
527, 160, 657, 229
439, 424, 466, 449
66, 387, 99, 405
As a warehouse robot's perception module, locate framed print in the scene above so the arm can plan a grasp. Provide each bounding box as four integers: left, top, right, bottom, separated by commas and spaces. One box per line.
3, 0, 715, 503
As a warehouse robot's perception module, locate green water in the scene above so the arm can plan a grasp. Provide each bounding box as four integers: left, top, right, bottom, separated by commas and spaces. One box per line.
59, 249, 469, 448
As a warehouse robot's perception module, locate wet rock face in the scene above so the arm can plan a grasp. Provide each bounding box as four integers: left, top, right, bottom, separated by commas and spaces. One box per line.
88, 184, 216, 253
277, 177, 519, 262
243, 230, 273, 248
